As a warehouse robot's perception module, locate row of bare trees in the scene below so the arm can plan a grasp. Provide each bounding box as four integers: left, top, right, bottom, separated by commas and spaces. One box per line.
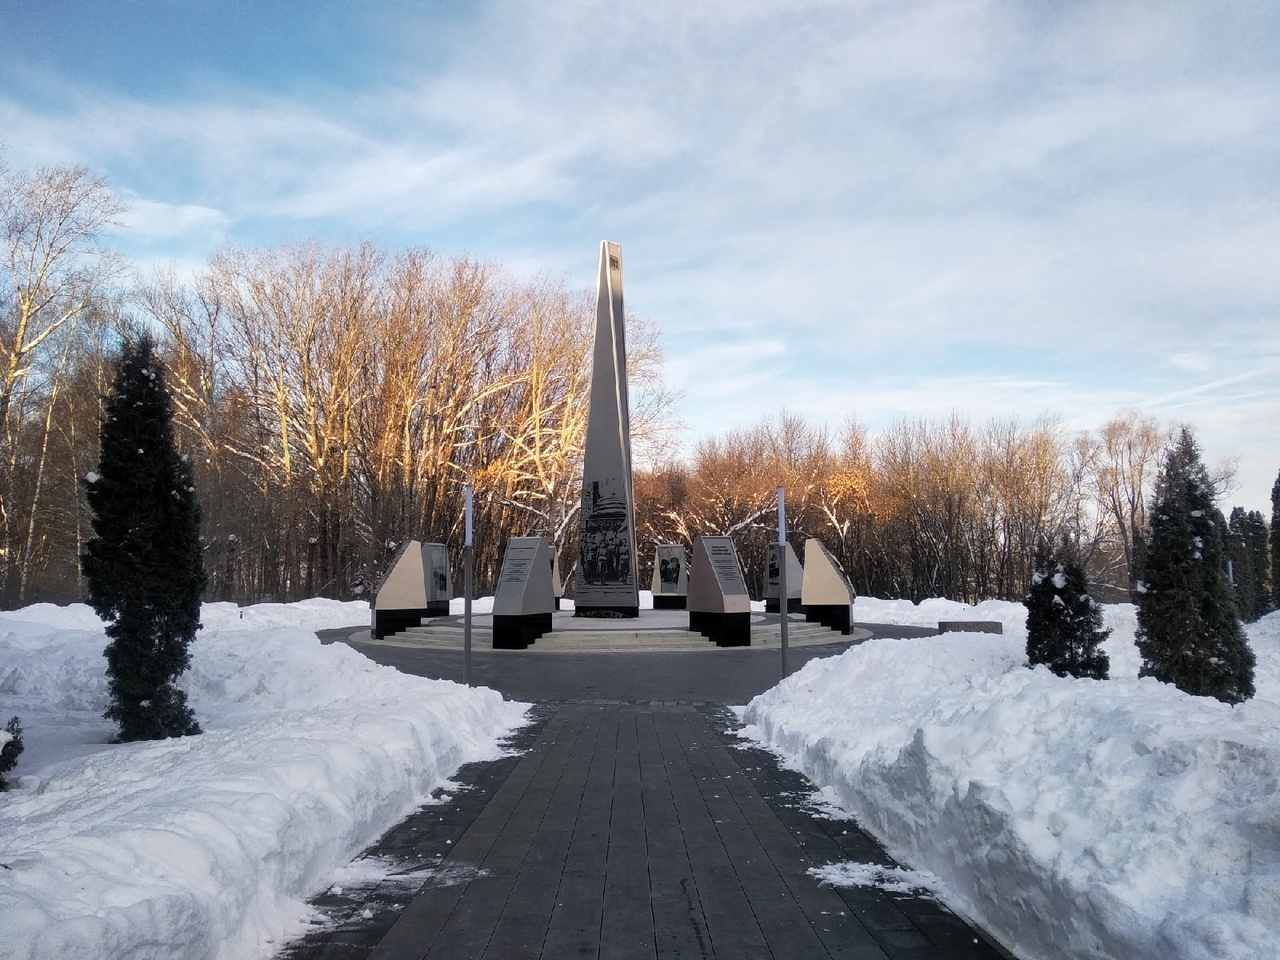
141, 242, 673, 602
2, 156, 677, 603
1, 156, 1216, 608
634, 409, 1182, 603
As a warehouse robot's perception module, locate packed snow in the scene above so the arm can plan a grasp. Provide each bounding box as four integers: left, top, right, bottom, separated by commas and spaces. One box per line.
743, 596, 1280, 960
0, 599, 528, 960
808, 861, 944, 896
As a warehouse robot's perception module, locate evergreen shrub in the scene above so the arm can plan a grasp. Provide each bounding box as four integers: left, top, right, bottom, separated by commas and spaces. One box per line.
82, 334, 205, 741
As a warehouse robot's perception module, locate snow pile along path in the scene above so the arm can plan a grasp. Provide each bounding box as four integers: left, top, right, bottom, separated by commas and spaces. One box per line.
742, 605, 1280, 960
0, 601, 527, 960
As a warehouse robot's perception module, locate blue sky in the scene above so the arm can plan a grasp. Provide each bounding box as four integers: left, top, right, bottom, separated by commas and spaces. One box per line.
3, 0, 1278, 511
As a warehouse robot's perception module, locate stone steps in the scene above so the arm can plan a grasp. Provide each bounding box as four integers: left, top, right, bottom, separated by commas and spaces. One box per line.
378, 618, 855, 650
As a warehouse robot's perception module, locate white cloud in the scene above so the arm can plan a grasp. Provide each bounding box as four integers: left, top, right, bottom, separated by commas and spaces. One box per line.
120, 197, 229, 240
1168, 352, 1212, 373
3, 0, 1277, 509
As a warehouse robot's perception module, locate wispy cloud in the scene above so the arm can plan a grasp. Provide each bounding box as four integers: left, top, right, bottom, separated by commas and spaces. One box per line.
2, 0, 1277, 507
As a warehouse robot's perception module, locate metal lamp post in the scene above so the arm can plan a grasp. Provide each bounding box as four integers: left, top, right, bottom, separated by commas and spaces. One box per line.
777, 485, 790, 679
464, 484, 473, 687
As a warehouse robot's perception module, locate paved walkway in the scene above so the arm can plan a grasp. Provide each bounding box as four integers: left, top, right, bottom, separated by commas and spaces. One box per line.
317, 621, 938, 704
280, 652, 1014, 960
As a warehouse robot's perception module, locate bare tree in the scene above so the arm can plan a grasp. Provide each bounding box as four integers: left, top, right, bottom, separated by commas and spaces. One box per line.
1082, 410, 1164, 589
0, 159, 124, 603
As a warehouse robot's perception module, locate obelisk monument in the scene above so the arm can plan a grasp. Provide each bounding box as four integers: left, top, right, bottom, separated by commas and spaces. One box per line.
576, 241, 639, 617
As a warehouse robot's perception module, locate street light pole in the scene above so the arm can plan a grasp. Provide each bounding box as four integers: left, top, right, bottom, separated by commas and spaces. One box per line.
464, 484, 473, 687
777, 485, 790, 679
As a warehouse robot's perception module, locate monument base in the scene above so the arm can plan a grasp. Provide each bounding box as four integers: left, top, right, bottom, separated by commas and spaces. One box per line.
764, 597, 803, 614
805, 603, 852, 635
574, 606, 640, 619
492, 612, 553, 650
426, 599, 450, 617
689, 610, 751, 647
554, 597, 562, 611
372, 607, 428, 640
652, 595, 687, 610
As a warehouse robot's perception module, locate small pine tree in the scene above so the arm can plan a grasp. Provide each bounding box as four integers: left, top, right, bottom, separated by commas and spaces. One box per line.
1025, 545, 1110, 680
1136, 428, 1255, 704
82, 334, 205, 741
0, 716, 24, 790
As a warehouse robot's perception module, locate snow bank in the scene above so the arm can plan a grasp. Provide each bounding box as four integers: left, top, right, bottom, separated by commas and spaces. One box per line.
199, 597, 369, 632
0, 601, 527, 960
742, 603, 1280, 960
852, 595, 1028, 633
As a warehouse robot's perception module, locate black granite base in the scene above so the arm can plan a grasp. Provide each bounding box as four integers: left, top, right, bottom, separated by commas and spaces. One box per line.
574, 606, 641, 619
804, 602, 852, 635
372, 607, 428, 640
764, 597, 803, 614
426, 600, 450, 616
689, 610, 751, 647
652, 594, 687, 610
492, 612, 553, 650
554, 597, 562, 611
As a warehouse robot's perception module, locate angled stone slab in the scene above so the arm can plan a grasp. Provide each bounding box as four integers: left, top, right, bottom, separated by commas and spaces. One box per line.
688, 536, 751, 646
372, 540, 433, 640
576, 241, 639, 618
650, 544, 688, 610
801, 538, 856, 634
493, 537, 555, 649
762, 542, 803, 613
552, 551, 564, 611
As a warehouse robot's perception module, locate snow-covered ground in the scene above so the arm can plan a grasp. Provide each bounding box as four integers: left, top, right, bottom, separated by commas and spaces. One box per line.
4, 593, 1277, 960
743, 596, 1280, 960
0, 600, 528, 960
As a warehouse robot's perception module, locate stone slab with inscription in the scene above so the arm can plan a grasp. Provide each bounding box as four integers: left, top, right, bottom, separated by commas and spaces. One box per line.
801, 538, 856, 635
763, 542, 803, 613
493, 537, 555, 649
650, 543, 688, 610
422, 542, 452, 616
688, 536, 751, 647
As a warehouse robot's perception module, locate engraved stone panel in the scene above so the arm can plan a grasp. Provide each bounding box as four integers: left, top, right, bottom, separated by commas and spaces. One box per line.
423, 542, 451, 616
688, 535, 751, 646
493, 536, 555, 649
763, 542, 803, 613
650, 543, 688, 609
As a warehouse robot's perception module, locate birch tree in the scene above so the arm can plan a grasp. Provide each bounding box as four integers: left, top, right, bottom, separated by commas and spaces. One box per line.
0, 158, 123, 603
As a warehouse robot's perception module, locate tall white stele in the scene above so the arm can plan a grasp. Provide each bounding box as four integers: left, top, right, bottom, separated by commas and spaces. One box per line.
575, 241, 639, 617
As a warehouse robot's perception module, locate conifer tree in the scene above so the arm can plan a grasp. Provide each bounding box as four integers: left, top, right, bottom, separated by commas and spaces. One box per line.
1227, 507, 1270, 622
1135, 428, 1254, 704
1250, 511, 1272, 616
0, 717, 23, 790
82, 334, 205, 741
1272, 470, 1280, 609
1024, 545, 1110, 679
